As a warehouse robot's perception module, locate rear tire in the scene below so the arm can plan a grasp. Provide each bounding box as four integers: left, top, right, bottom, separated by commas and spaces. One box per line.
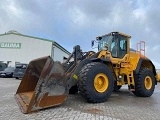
132, 68, 155, 97
78, 62, 114, 103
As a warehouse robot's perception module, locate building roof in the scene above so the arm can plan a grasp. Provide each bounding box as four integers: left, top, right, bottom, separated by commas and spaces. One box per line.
0, 30, 70, 55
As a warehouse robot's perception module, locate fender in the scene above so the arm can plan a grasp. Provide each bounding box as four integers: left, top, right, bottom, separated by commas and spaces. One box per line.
74, 57, 112, 77
134, 58, 157, 85
67, 57, 114, 89
134, 58, 156, 75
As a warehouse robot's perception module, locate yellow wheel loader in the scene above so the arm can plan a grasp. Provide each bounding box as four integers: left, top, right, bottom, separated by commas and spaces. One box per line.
15, 32, 160, 113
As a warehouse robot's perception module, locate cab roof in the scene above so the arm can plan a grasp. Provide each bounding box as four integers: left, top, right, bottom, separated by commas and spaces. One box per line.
96, 31, 131, 40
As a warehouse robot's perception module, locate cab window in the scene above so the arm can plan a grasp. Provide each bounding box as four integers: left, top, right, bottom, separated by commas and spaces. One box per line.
119, 36, 127, 58
111, 35, 127, 58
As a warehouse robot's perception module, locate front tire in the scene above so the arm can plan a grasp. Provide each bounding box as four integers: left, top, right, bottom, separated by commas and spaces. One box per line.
78, 62, 114, 103
132, 68, 155, 97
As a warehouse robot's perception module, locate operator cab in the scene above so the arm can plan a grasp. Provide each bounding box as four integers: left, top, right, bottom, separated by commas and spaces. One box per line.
96, 32, 130, 58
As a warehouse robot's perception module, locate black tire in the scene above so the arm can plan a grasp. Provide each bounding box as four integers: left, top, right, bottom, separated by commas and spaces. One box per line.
78, 62, 114, 103
69, 85, 78, 94
10, 74, 13, 78
113, 81, 122, 92
15, 77, 19, 79
132, 68, 155, 97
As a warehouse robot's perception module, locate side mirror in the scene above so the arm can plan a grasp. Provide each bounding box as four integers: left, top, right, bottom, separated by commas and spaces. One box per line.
91, 40, 94, 47
91, 40, 99, 49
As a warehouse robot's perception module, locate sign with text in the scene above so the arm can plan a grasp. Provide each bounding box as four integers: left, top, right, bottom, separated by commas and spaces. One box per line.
0, 42, 21, 49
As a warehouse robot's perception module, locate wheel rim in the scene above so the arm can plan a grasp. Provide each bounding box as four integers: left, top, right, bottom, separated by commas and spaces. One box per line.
94, 73, 109, 93
144, 76, 152, 90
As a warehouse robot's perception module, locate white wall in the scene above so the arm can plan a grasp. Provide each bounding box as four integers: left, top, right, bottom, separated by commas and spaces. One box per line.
52, 45, 69, 63
0, 34, 52, 66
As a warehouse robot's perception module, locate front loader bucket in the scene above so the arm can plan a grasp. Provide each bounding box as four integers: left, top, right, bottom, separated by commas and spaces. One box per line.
15, 56, 68, 113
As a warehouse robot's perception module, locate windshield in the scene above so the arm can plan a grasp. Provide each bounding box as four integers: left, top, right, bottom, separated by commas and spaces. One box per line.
98, 35, 113, 51
4, 67, 14, 72
15, 64, 27, 69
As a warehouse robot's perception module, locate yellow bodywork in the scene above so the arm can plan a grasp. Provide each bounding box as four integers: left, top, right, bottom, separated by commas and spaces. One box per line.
97, 50, 140, 87
96, 32, 159, 89
156, 71, 160, 82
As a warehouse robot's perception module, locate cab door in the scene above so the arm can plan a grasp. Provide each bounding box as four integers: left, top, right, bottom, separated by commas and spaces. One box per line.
110, 35, 128, 59
110, 34, 130, 83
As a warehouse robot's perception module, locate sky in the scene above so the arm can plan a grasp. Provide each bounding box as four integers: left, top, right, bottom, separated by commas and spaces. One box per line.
0, 0, 160, 68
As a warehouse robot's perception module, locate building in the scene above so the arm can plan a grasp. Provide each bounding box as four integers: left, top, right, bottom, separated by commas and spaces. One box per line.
0, 30, 70, 67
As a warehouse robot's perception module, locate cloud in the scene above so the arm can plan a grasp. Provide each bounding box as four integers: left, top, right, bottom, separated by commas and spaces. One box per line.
0, 0, 159, 68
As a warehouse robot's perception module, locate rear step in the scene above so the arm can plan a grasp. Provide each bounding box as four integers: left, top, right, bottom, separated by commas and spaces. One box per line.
15, 56, 68, 113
